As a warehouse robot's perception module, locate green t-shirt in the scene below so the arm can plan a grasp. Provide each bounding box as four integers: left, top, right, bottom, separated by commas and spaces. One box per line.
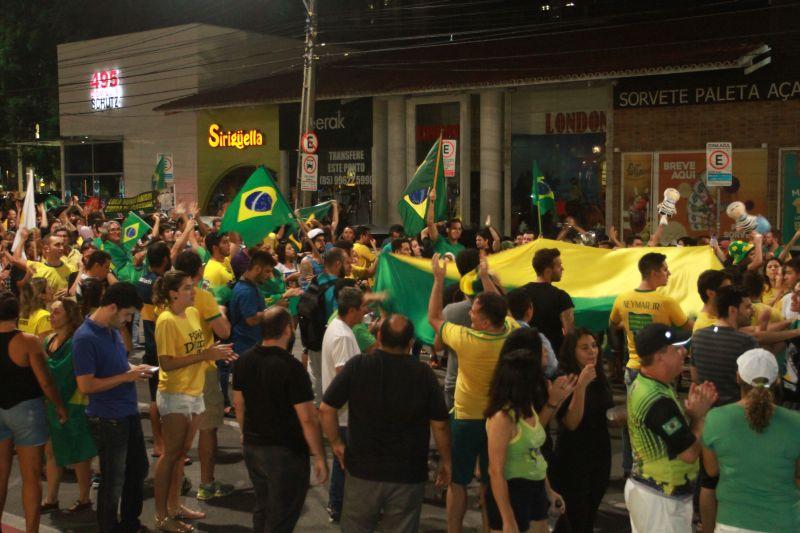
627, 373, 698, 496
702, 403, 800, 532
327, 311, 375, 352
433, 237, 465, 257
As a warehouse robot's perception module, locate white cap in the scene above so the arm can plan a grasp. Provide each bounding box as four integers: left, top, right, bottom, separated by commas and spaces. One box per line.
307, 228, 324, 240
737, 348, 779, 387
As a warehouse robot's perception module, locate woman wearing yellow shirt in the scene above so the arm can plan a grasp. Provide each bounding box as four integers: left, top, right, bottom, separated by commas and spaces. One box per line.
18, 278, 52, 340
762, 257, 785, 307
153, 271, 234, 533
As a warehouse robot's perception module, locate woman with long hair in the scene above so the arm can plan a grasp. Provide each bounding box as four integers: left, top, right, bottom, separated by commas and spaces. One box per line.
484, 347, 565, 533
702, 348, 800, 533
551, 329, 614, 533
41, 297, 96, 513
18, 278, 52, 340
275, 240, 301, 284
762, 257, 785, 307
153, 271, 234, 533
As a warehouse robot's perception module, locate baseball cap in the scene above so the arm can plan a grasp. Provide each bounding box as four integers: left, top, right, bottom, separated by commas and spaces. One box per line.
634, 323, 691, 358
308, 228, 325, 240
737, 348, 778, 387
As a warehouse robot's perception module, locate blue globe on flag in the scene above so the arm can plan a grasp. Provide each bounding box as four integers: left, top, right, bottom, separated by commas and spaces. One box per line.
125, 227, 137, 239
244, 190, 274, 212
408, 188, 428, 205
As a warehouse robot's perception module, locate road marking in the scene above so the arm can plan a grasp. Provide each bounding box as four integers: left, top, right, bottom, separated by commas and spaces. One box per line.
3, 512, 60, 533
138, 402, 240, 429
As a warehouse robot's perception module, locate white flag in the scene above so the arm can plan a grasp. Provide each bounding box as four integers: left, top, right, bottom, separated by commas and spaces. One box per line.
11, 172, 37, 255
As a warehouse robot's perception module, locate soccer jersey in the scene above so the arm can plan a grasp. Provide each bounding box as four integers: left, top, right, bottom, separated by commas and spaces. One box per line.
434, 237, 465, 257
692, 310, 716, 332
29, 260, 76, 292
609, 289, 688, 370
19, 308, 52, 337
204, 257, 234, 288
155, 307, 207, 396
192, 286, 221, 369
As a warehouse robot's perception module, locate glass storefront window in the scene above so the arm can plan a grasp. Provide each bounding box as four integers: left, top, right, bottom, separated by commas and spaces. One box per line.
64, 142, 123, 202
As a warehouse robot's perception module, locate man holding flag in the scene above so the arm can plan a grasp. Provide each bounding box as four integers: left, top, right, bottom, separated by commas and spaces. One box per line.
531, 160, 555, 236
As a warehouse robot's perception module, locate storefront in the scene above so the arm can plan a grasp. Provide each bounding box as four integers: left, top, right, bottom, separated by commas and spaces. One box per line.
613, 65, 800, 242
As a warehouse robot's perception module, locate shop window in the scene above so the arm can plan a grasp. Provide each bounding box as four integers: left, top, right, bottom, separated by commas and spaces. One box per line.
93, 143, 123, 173
65, 144, 92, 174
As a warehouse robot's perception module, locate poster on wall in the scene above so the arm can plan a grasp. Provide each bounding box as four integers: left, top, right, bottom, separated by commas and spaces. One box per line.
781, 149, 800, 239
620, 153, 653, 239
654, 150, 768, 241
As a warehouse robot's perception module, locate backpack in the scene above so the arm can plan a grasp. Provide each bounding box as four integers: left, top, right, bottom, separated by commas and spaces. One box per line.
297, 276, 336, 351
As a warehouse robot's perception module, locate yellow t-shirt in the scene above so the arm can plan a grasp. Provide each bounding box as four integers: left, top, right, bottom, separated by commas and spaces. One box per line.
609, 289, 688, 370
193, 287, 222, 369
751, 302, 784, 327
440, 318, 520, 420
63, 249, 83, 272
203, 257, 233, 288
19, 308, 52, 337
29, 260, 76, 292
693, 310, 717, 332
155, 307, 207, 396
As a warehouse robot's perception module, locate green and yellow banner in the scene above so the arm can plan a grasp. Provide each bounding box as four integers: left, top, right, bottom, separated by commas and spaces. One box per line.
374, 239, 720, 343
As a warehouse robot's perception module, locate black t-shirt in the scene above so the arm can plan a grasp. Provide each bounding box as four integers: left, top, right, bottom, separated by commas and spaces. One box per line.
322, 349, 449, 484
232, 345, 314, 453
555, 378, 614, 468
522, 282, 574, 353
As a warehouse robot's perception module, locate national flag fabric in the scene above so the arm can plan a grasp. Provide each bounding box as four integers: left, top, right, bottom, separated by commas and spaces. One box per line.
121, 212, 151, 250
531, 160, 555, 215
220, 166, 296, 246
397, 138, 447, 237
152, 156, 167, 191
12, 172, 37, 254
297, 200, 334, 223
374, 239, 720, 343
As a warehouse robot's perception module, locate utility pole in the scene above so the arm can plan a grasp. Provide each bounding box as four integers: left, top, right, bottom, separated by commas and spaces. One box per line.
295, 0, 318, 209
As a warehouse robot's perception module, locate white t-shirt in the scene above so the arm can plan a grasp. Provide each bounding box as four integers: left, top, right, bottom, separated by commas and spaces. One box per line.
321, 316, 360, 426
781, 293, 799, 321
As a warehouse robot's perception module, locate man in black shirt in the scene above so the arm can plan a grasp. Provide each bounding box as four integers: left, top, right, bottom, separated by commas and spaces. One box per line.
320, 314, 451, 533
232, 307, 328, 533
523, 248, 574, 353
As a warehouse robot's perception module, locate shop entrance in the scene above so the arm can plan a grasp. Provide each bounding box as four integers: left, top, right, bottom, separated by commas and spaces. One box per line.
204, 165, 259, 216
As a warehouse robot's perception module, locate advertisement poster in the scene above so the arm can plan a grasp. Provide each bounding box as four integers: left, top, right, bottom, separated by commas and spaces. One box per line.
781, 149, 800, 239
655, 150, 767, 240
620, 153, 653, 238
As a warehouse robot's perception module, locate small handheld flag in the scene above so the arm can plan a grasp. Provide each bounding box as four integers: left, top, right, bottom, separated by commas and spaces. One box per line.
121, 212, 151, 250
397, 136, 447, 237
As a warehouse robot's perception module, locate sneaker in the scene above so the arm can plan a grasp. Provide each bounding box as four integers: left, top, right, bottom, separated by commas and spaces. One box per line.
326, 506, 340, 523
196, 480, 234, 501
91, 474, 101, 489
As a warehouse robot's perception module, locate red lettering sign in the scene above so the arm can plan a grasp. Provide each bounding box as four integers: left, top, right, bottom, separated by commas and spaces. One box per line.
415, 124, 460, 143
545, 111, 607, 134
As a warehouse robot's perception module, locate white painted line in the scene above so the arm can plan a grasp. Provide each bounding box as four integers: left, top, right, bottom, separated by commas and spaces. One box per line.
3, 511, 60, 533
137, 402, 240, 429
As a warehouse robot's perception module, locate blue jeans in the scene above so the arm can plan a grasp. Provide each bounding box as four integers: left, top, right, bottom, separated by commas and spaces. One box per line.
622, 367, 639, 476
329, 426, 348, 517
243, 444, 310, 533
88, 415, 149, 533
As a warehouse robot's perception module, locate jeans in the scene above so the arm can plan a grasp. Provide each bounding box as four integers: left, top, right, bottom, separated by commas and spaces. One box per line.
341, 473, 425, 533
243, 444, 310, 533
622, 367, 639, 476
329, 426, 348, 517
88, 415, 149, 533
217, 360, 231, 408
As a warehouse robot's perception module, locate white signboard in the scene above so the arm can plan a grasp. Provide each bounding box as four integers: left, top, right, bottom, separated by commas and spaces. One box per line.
301, 154, 319, 191
89, 68, 123, 111
443, 139, 457, 178
706, 142, 733, 186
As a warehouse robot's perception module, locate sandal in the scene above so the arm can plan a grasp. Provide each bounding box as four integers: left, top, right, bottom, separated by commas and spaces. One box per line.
40, 500, 59, 512
169, 505, 206, 520
155, 516, 195, 533
65, 500, 92, 513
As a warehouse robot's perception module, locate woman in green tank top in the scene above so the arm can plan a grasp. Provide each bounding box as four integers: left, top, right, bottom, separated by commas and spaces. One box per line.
485, 348, 566, 533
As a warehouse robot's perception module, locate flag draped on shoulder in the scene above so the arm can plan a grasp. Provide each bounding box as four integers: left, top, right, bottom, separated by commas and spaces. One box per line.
152, 156, 167, 191
297, 200, 334, 223
531, 160, 554, 215
220, 166, 296, 246
397, 137, 447, 237
121, 212, 151, 250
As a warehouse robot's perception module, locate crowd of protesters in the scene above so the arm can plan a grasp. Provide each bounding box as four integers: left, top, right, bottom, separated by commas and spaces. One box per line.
0, 191, 797, 533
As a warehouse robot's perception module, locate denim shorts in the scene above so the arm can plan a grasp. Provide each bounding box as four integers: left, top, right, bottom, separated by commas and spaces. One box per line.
0, 397, 49, 447
156, 391, 205, 417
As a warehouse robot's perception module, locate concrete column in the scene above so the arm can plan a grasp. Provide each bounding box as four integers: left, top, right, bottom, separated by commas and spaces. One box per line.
480, 91, 503, 227
503, 93, 513, 236
458, 96, 471, 225
405, 100, 417, 183
387, 96, 406, 224
279, 150, 291, 196
371, 99, 388, 226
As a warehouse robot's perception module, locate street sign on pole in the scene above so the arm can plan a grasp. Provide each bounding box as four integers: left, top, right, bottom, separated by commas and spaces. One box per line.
442, 139, 457, 178
301, 153, 318, 191
706, 142, 733, 187
300, 131, 318, 154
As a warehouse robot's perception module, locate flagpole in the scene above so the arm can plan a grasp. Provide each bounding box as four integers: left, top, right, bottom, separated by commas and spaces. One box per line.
429, 131, 444, 218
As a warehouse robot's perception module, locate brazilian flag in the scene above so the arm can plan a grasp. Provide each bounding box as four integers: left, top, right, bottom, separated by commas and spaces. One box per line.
121, 212, 151, 251
297, 200, 334, 224
152, 156, 167, 191
220, 166, 296, 246
397, 137, 447, 237
531, 160, 555, 215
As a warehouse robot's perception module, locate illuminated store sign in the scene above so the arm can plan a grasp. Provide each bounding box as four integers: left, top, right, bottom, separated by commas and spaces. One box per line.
207, 123, 264, 149
89, 69, 123, 110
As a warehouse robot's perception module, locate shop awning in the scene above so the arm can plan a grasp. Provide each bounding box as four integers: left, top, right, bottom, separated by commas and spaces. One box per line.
154, 6, 791, 112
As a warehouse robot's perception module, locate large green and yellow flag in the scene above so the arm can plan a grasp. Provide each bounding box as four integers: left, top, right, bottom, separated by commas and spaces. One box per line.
397, 138, 447, 237
152, 155, 167, 191
220, 166, 296, 246
297, 200, 334, 224
121, 212, 151, 250
374, 239, 720, 343
531, 160, 555, 215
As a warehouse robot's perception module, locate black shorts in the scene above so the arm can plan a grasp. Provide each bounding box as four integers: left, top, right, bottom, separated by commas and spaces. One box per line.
699, 456, 719, 489
486, 478, 549, 532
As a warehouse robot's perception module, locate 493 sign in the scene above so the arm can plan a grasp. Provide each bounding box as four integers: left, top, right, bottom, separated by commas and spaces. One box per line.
89, 69, 123, 111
